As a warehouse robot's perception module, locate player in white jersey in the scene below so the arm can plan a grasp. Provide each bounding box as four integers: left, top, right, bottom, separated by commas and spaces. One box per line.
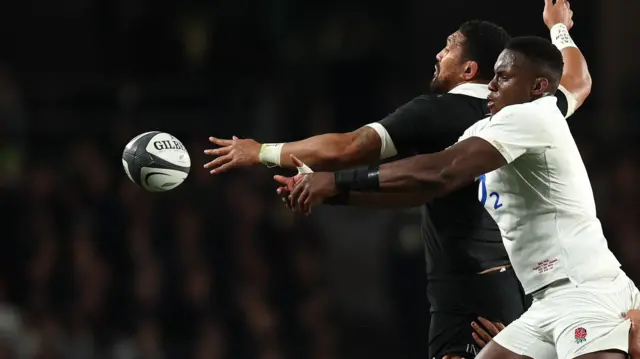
278, 35, 640, 359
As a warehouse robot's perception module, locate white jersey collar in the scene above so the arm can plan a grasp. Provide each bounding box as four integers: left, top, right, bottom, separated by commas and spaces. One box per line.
448, 83, 490, 99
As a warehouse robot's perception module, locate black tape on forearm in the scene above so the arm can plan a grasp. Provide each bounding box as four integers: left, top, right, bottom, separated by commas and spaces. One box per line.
323, 191, 350, 205
334, 165, 380, 191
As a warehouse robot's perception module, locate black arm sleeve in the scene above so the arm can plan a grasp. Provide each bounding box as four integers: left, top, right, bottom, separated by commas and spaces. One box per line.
554, 88, 569, 118
378, 95, 466, 155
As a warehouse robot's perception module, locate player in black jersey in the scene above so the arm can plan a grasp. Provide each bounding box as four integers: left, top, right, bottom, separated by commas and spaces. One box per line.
204, 3, 591, 358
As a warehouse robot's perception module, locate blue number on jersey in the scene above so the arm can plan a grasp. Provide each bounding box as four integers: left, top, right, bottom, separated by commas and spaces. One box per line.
479, 174, 503, 209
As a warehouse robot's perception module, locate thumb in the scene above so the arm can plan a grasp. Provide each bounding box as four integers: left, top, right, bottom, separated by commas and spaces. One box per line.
543, 0, 552, 6
291, 154, 314, 174
290, 154, 304, 167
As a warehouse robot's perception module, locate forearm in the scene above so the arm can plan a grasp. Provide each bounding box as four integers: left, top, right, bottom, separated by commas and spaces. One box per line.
551, 24, 592, 106
332, 138, 505, 198
334, 153, 456, 197
559, 47, 591, 103
377, 153, 455, 194
265, 127, 381, 171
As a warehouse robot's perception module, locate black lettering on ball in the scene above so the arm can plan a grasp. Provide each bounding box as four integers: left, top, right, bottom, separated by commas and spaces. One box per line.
153, 140, 185, 151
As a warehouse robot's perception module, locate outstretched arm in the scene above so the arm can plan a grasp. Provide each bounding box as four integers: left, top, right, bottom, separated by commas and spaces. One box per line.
544, 0, 592, 115
204, 126, 383, 173
362, 137, 505, 194
274, 155, 430, 209
280, 137, 506, 213
205, 95, 447, 174
284, 106, 549, 214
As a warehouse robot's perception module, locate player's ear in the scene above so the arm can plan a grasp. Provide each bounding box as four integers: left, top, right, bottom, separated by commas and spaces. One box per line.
532, 77, 549, 97
462, 61, 479, 81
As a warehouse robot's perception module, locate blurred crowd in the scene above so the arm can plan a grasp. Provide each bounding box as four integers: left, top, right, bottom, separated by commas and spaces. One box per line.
0, 0, 639, 358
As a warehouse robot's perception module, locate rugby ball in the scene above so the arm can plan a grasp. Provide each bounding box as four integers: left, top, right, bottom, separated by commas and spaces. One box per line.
122, 131, 191, 192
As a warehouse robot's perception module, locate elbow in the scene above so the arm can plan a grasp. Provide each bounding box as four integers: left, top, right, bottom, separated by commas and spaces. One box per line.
580, 72, 593, 98
321, 145, 362, 170
325, 133, 376, 169
563, 72, 592, 106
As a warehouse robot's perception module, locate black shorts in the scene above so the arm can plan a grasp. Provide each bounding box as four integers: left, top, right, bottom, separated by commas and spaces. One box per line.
427, 267, 531, 359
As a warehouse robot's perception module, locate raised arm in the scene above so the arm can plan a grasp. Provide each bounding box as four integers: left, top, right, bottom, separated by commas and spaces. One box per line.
544, 0, 592, 115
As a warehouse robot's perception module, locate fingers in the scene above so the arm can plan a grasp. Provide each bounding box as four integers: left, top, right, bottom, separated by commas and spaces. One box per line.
209, 136, 233, 146
274, 175, 293, 187
290, 180, 306, 211
299, 191, 311, 214
209, 161, 237, 174
204, 154, 233, 172
302, 192, 314, 215
204, 146, 231, 157
472, 332, 487, 348
555, 0, 566, 5
471, 321, 493, 344
477, 317, 500, 335
232, 136, 239, 140
495, 322, 505, 331
277, 187, 293, 209
544, 0, 552, 6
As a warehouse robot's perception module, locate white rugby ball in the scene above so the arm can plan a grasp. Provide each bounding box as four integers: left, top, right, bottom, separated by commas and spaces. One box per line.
121, 131, 191, 192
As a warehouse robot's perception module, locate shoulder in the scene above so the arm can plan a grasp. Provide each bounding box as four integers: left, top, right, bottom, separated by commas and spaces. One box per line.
488, 98, 561, 136
460, 116, 491, 140
494, 100, 551, 121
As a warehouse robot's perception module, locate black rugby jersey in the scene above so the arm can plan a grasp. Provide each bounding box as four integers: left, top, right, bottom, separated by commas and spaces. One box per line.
378, 83, 571, 277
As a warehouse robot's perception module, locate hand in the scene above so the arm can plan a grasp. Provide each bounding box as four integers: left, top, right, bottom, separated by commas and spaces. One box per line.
543, 0, 574, 30
471, 317, 505, 348
274, 155, 337, 214
625, 310, 640, 357
274, 155, 314, 211
204, 136, 261, 174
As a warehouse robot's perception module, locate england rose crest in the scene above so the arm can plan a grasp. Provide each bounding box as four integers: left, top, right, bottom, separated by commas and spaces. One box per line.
574, 327, 587, 344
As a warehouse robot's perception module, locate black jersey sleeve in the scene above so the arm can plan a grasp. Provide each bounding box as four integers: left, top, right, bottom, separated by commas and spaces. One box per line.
554, 85, 578, 119
377, 95, 457, 155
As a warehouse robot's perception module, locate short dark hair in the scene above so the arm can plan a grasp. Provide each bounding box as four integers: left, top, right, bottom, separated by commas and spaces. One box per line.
505, 36, 564, 89
458, 20, 511, 82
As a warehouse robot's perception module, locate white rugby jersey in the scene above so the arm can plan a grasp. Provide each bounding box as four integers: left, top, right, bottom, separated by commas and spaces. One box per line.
458, 95, 621, 294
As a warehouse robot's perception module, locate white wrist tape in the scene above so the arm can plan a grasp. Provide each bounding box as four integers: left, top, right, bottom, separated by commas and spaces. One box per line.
259, 143, 284, 167
550, 23, 577, 51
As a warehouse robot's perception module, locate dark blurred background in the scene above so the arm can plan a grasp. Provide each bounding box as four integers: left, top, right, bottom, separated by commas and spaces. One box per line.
0, 0, 639, 358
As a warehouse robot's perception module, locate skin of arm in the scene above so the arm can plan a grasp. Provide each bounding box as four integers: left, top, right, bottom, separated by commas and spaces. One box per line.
281, 137, 507, 214
278, 126, 382, 171
375, 137, 506, 197
558, 46, 591, 109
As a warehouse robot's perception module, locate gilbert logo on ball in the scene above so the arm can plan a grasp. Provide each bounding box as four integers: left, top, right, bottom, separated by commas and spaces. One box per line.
122, 131, 191, 192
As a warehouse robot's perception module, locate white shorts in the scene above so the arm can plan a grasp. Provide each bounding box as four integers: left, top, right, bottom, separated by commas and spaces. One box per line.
493, 270, 640, 359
